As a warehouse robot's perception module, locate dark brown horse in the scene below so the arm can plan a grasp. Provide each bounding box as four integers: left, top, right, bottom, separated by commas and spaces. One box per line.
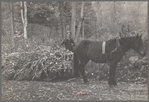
73, 34, 146, 87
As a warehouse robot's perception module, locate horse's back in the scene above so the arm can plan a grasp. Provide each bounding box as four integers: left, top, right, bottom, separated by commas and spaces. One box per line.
74, 40, 91, 50
73, 40, 92, 58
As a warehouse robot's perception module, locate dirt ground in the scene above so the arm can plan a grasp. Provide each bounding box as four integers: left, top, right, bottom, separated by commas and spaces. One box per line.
1, 78, 148, 101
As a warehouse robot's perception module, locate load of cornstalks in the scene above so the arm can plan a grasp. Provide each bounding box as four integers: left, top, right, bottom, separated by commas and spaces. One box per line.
2, 45, 74, 81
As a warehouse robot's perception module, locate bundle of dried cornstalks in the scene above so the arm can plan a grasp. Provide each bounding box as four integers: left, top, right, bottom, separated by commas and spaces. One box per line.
2, 46, 74, 81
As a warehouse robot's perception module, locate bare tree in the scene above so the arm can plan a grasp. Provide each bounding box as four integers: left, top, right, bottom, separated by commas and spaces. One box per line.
20, 1, 27, 39
71, 2, 76, 40
113, 1, 117, 35
59, 2, 66, 38
96, 2, 102, 38
75, 2, 84, 42
92, 2, 102, 38
10, 2, 15, 52
82, 16, 84, 40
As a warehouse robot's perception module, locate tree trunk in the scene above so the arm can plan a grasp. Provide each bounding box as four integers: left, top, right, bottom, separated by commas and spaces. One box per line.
20, 1, 27, 39
92, 2, 101, 39
10, 2, 15, 52
82, 18, 84, 39
59, 2, 66, 38
100, 10, 102, 29
113, 1, 117, 35
24, 1, 27, 39
20, 2, 24, 24
97, 2, 101, 39
75, 2, 84, 42
71, 2, 76, 41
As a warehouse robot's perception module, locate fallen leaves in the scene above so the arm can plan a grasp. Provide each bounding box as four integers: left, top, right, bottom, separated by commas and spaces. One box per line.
1, 79, 148, 101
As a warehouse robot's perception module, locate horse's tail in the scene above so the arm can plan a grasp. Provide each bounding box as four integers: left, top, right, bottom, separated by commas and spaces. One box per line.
73, 52, 80, 77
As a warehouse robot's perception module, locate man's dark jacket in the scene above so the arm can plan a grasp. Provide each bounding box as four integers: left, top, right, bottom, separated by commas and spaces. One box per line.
61, 38, 75, 52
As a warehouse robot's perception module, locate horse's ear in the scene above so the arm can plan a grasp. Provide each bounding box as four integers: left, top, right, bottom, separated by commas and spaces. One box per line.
140, 34, 143, 38
136, 34, 139, 38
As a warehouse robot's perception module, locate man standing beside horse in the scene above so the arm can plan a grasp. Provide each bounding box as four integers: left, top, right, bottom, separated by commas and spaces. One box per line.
61, 31, 75, 52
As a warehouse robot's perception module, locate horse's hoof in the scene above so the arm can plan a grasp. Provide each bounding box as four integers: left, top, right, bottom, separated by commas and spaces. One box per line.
75, 77, 79, 79
83, 80, 89, 84
113, 82, 117, 86
109, 83, 117, 87
109, 82, 117, 87
110, 85, 115, 88
73, 76, 79, 79
84, 81, 89, 84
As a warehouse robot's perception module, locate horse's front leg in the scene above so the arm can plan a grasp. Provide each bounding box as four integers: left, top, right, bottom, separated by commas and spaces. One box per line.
108, 61, 118, 87
79, 60, 89, 83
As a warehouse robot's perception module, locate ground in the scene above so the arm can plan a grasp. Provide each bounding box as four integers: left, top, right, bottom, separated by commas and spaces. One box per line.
1, 78, 148, 101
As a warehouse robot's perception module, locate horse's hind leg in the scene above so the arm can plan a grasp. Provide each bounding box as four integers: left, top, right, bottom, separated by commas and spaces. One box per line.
79, 60, 89, 83
108, 61, 118, 87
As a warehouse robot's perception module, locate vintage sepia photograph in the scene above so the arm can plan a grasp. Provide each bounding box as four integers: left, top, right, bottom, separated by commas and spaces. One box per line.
1, 1, 148, 101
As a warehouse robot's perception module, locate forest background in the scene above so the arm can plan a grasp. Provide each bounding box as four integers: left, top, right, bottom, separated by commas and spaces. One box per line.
1, 1, 148, 82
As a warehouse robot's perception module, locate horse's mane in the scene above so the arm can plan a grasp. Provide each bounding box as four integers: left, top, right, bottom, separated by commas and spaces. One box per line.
109, 35, 136, 41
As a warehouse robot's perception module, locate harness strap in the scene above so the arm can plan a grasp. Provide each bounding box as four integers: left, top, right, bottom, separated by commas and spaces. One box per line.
102, 38, 120, 55
102, 41, 106, 54
104, 37, 127, 66
107, 37, 125, 62
116, 37, 120, 48
118, 37, 127, 54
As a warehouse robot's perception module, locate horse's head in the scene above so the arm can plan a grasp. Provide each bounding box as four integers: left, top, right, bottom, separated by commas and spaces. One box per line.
132, 34, 146, 57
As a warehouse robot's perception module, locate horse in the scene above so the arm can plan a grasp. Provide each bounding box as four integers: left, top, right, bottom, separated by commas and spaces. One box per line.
73, 34, 146, 87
